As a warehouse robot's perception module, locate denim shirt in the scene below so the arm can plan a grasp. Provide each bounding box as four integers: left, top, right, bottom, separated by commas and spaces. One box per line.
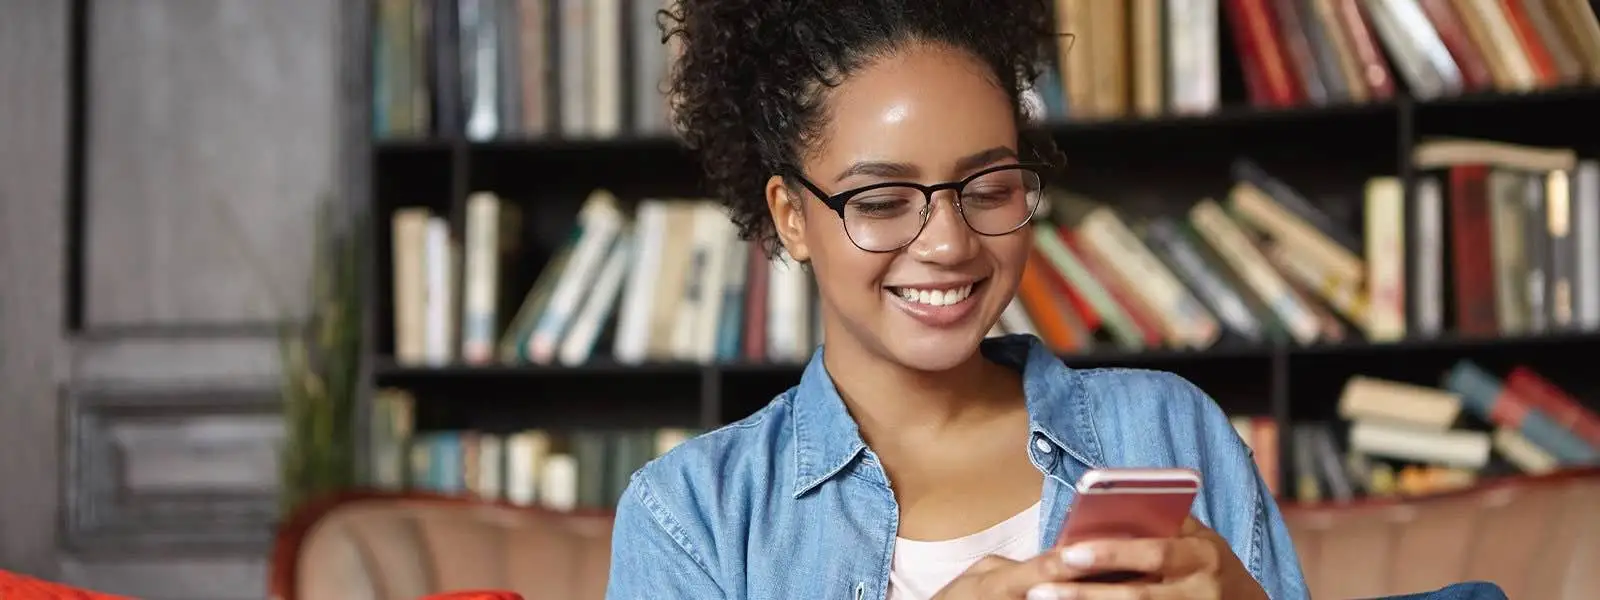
606, 334, 1309, 599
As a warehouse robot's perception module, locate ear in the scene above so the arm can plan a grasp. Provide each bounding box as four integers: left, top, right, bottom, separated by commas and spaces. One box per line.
765, 175, 811, 262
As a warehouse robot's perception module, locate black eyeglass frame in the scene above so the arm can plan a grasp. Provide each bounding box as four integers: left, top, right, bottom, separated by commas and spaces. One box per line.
782, 162, 1052, 253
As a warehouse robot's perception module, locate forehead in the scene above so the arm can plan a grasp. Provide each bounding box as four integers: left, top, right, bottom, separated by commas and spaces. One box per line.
806, 43, 1019, 180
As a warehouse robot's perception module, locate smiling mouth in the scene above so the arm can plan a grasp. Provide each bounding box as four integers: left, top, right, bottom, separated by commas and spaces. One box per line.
885, 279, 986, 307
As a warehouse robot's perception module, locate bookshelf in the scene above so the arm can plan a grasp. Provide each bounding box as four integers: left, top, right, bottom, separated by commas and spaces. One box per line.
366, 0, 1600, 506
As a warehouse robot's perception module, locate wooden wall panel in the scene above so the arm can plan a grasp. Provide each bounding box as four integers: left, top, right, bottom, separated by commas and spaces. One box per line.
0, 0, 68, 579
3, 0, 364, 595
61, 386, 283, 557
83, 0, 340, 328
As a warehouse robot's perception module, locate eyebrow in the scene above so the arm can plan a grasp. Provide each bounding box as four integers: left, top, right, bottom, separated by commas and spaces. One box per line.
832, 146, 1019, 183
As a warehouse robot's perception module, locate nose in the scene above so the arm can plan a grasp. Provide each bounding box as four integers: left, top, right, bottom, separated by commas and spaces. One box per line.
907, 190, 979, 264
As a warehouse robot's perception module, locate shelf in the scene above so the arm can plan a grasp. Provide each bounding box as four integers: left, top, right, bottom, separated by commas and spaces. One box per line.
370, 86, 1600, 159
376, 331, 1600, 381
1288, 329, 1600, 357
373, 102, 1402, 158
378, 331, 1600, 431
1047, 99, 1398, 136
1414, 85, 1600, 109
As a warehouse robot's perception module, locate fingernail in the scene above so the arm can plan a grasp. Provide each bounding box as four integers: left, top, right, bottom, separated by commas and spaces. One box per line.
1027, 584, 1075, 600
1060, 545, 1095, 568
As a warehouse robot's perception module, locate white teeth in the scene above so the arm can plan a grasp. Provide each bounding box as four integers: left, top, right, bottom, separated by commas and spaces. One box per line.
893, 284, 974, 306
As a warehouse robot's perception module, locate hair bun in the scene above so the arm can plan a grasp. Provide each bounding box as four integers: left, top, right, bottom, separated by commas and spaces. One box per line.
660, 0, 1061, 256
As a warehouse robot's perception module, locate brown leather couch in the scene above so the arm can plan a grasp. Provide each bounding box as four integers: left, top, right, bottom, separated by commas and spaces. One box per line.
271, 468, 1600, 600
1281, 467, 1600, 599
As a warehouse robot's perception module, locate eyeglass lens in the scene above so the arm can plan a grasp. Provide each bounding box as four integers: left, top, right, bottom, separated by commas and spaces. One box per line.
842, 167, 1043, 251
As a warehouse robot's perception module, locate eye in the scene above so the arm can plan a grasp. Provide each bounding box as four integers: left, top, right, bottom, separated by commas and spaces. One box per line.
849, 197, 909, 216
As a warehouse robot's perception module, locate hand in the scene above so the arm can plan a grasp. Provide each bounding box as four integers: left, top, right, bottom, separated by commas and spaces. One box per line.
928, 550, 1106, 600
1019, 518, 1265, 600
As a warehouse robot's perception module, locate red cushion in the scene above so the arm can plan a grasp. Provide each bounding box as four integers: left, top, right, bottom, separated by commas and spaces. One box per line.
0, 570, 130, 599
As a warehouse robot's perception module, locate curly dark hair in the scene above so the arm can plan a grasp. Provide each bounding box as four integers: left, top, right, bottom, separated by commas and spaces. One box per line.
659, 0, 1067, 257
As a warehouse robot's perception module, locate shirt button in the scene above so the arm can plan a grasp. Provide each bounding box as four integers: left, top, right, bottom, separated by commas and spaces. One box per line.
1034, 437, 1053, 454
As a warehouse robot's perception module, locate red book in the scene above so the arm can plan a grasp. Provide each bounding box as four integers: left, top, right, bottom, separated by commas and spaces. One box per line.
1416, 0, 1496, 91
1061, 228, 1165, 347
1225, 0, 1303, 107
1448, 165, 1497, 337
741, 242, 769, 362
1498, 0, 1559, 85
1505, 366, 1600, 448
1332, 0, 1396, 100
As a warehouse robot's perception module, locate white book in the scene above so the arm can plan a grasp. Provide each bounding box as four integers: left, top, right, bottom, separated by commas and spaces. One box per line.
423, 217, 453, 366
529, 190, 625, 363
614, 200, 668, 363
1167, 0, 1219, 115
671, 207, 714, 360
1348, 420, 1491, 469
1493, 427, 1557, 475
1364, 177, 1406, 342
1381, 0, 1463, 95
559, 233, 633, 366
477, 434, 503, 500
687, 206, 736, 362
392, 210, 431, 364
505, 431, 549, 507
558, 0, 589, 136
462, 0, 501, 140
644, 202, 699, 361
539, 453, 578, 511
631, 0, 670, 133
767, 253, 807, 362
588, 0, 621, 137
1414, 177, 1445, 336
1337, 376, 1462, 431
460, 192, 506, 363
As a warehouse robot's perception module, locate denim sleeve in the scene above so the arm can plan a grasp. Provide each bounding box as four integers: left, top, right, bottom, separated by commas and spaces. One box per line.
1192, 386, 1309, 600
1246, 450, 1311, 600
605, 473, 725, 600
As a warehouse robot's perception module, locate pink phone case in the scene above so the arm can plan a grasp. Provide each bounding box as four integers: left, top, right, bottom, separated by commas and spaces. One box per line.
1053, 468, 1201, 583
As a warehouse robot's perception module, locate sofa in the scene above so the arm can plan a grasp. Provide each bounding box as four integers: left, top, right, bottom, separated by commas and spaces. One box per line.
271, 468, 1600, 600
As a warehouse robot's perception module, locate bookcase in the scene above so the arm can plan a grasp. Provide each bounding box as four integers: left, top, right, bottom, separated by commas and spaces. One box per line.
366, 0, 1600, 509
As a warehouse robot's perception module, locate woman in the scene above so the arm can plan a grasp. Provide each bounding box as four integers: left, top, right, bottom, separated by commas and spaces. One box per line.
606, 1, 1307, 599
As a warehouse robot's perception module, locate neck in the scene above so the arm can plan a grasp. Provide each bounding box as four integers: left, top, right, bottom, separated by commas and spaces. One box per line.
821, 329, 1024, 448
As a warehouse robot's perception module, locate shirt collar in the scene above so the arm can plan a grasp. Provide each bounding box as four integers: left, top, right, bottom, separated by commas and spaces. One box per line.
789, 333, 1102, 497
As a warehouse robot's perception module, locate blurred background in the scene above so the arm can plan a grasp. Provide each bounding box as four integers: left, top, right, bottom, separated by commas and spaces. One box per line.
1, 1, 1598, 599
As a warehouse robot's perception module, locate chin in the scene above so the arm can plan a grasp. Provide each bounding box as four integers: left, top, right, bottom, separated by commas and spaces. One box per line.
884, 332, 988, 372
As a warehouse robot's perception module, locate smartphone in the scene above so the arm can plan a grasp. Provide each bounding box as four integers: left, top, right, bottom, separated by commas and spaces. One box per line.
1053, 468, 1202, 583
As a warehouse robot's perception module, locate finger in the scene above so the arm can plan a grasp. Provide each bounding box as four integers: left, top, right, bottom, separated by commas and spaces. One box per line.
979, 547, 1097, 596
1059, 537, 1218, 578
1025, 573, 1220, 600
1181, 517, 1227, 546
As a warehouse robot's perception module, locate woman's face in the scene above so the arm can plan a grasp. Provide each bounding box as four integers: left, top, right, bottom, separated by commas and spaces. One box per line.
766, 41, 1035, 372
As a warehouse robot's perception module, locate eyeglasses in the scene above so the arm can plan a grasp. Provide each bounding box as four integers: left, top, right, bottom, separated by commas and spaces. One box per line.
784, 163, 1048, 253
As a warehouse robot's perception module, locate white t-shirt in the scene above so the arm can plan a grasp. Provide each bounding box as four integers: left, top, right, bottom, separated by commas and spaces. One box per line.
886, 502, 1043, 600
